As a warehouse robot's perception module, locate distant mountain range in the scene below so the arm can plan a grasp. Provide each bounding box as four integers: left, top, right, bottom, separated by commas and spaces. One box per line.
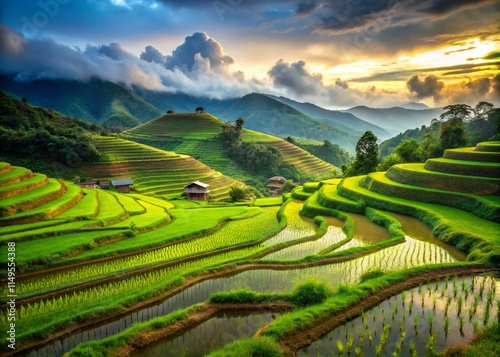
344, 105, 443, 135
0, 75, 442, 152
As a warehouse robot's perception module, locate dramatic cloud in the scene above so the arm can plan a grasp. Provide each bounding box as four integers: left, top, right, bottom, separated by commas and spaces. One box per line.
406, 75, 444, 101
163, 32, 235, 73
295, 1, 319, 16
268, 60, 323, 96
316, 0, 497, 35
140, 45, 166, 64
0, 25, 270, 99
267, 59, 407, 108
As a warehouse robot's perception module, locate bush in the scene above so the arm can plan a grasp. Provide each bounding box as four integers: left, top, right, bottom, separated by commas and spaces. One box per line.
360, 269, 385, 283
291, 278, 333, 307
207, 337, 283, 357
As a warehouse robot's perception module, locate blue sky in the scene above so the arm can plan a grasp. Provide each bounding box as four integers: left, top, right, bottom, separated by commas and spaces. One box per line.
1, 0, 499, 108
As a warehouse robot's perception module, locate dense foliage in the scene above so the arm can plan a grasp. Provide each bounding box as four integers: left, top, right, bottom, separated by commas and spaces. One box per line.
343, 131, 379, 176
219, 119, 303, 183
0, 92, 102, 168
285, 137, 351, 167
379, 102, 498, 159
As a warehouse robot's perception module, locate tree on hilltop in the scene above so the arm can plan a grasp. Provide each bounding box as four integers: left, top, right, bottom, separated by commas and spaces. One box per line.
195, 106, 204, 114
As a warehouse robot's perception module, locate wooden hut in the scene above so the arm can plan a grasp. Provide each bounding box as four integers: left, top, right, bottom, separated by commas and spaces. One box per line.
111, 179, 134, 193
267, 176, 287, 196
184, 181, 210, 201
78, 181, 99, 189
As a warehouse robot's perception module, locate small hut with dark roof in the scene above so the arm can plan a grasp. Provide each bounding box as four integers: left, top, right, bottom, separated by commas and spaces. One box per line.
111, 179, 134, 193
184, 181, 210, 201
267, 176, 287, 196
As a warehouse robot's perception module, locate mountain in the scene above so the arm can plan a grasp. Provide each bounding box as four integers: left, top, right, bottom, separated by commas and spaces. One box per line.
344, 105, 443, 135
0, 76, 163, 127
267, 94, 392, 140
219, 93, 360, 152
132, 87, 238, 115
399, 102, 431, 110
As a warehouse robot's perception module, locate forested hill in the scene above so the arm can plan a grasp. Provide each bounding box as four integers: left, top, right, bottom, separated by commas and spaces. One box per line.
0, 76, 162, 128
0, 91, 103, 175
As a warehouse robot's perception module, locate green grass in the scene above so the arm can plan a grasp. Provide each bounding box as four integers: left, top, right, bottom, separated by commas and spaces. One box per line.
0, 173, 47, 196
338, 176, 500, 263
444, 147, 500, 162
424, 158, 500, 178
0, 182, 82, 223
112, 201, 170, 230
56, 189, 99, 220
0, 220, 93, 243
0, 166, 31, 184
386, 163, 500, 195
108, 191, 145, 215
252, 197, 284, 206
363, 172, 500, 222
62, 206, 260, 262
0, 178, 62, 211
95, 190, 127, 224
0, 229, 129, 266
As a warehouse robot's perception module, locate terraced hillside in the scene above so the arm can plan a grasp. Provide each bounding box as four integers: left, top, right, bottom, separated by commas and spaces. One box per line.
2, 142, 499, 357
298, 141, 500, 263
80, 136, 247, 200
122, 112, 339, 182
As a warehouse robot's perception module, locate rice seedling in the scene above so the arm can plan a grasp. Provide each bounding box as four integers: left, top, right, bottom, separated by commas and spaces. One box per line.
427, 313, 434, 333
336, 340, 344, 354
457, 296, 463, 317
444, 316, 450, 336
425, 333, 437, 357
346, 335, 354, 355
409, 341, 417, 357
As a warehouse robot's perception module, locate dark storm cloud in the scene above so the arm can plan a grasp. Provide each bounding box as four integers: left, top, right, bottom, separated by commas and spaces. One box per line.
316, 0, 498, 34
406, 75, 444, 100
295, 1, 319, 16
140, 45, 166, 64
268, 59, 323, 96
164, 32, 234, 72
94, 43, 129, 60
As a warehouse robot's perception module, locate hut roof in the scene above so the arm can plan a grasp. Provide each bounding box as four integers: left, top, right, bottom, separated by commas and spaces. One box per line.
111, 179, 134, 186
184, 181, 210, 188
268, 176, 287, 183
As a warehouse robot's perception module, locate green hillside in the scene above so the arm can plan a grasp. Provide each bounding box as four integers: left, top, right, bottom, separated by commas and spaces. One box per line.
297, 141, 500, 263
122, 112, 340, 187
0, 77, 162, 127
80, 136, 247, 201
219, 93, 360, 151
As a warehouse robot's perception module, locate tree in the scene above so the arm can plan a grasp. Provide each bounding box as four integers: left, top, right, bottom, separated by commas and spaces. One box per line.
235, 117, 244, 132
195, 106, 204, 114
346, 131, 379, 176
377, 154, 402, 171
396, 139, 421, 162
229, 186, 249, 202
440, 104, 473, 122
166, 110, 174, 114
439, 104, 471, 150
473, 101, 494, 121
278, 180, 297, 195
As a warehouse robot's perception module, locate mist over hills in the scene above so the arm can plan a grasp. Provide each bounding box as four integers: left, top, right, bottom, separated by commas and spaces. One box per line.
344, 105, 443, 135
1, 76, 442, 152
266, 94, 391, 140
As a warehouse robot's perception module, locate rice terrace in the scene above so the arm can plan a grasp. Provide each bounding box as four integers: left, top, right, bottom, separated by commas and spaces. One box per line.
0, 91, 499, 357
1, 2, 500, 355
